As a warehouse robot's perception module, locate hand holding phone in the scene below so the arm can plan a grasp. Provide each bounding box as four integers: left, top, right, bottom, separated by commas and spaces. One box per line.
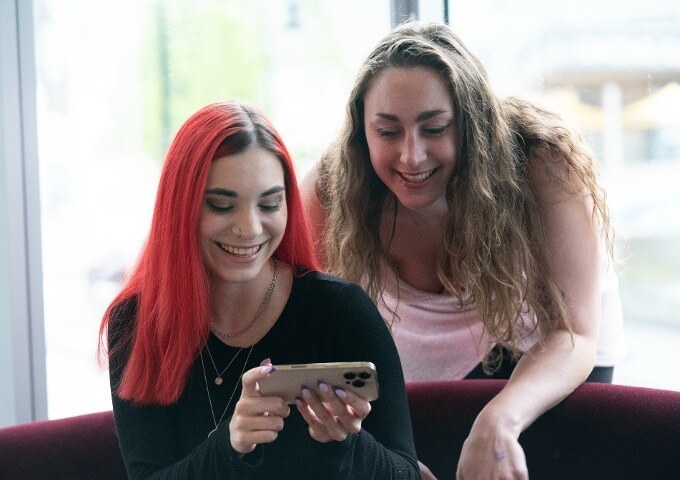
258, 361, 379, 404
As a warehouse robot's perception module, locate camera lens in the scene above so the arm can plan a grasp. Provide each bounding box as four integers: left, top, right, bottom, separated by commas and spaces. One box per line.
358, 371, 371, 379
343, 372, 357, 380
352, 379, 365, 388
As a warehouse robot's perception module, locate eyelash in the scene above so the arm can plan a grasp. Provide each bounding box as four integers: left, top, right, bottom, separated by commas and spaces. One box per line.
376, 125, 449, 138
206, 201, 281, 213
377, 129, 397, 138
259, 203, 281, 212
423, 125, 448, 136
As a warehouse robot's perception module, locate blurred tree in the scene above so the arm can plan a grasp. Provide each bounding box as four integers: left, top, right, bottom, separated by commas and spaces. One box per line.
142, 0, 268, 160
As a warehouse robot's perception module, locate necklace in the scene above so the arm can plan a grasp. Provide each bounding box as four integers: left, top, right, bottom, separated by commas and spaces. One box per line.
205, 343, 243, 385
211, 258, 278, 339
200, 342, 254, 438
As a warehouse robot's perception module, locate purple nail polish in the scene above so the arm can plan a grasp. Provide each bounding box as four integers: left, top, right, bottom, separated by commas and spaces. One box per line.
301, 386, 312, 399
295, 397, 303, 407
333, 387, 348, 399
259, 358, 271, 366
317, 381, 330, 393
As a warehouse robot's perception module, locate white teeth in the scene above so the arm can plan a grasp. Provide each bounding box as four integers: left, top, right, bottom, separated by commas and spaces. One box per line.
218, 243, 261, 256
401, 170, 433, 182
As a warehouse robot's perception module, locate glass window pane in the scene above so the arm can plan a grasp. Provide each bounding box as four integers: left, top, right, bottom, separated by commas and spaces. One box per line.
35, 0, 391, 419
451, 0, 680, 390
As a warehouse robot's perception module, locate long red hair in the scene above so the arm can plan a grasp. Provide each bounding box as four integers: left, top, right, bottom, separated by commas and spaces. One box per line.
99, 102, 319, 405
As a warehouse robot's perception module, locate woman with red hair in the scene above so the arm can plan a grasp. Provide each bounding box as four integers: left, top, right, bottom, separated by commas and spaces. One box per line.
99, 101, 419, 479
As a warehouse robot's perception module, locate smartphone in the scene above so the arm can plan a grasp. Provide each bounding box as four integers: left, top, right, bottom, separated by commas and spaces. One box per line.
258, 361, 379, 404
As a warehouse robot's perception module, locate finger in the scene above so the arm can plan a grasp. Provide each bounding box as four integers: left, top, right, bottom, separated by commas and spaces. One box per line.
295, 396, 332, 443
317, 383, 363, 434
316, 382, 350, 416
230, 427, 281, 454
331, 386, 371, 419
300, 386, 347, 441
235, 395, 290, 418
240, 362, 276, 398
230, 412, 286, 433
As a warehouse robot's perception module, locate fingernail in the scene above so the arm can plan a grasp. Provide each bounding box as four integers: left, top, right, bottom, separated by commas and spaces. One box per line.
317, 381, 330, 393
259, 358, 271, 366
295, 397, 303, 407
301, 386, 312, 399
333, 387, 348, 399
260, 364, 274, 374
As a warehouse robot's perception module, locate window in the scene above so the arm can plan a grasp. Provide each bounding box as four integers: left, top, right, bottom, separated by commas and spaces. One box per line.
451, 0, 680, 390
19, 0, 680, 421
34, 0, 391, 419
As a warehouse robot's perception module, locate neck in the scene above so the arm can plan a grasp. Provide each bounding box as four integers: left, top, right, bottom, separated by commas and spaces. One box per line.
394, 195, 448, 226
208, 259, 275, 338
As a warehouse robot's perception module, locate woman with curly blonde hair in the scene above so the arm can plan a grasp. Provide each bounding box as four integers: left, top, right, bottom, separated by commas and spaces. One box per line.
302, 21, 625, 480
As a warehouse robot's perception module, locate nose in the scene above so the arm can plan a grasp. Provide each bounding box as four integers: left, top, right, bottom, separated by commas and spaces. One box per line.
400, 130, 427, 168
232, 206, 263, 240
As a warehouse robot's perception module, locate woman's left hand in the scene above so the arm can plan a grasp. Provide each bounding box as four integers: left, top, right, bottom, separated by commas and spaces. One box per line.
295, 382, 371, 442
455, 419, 527, 480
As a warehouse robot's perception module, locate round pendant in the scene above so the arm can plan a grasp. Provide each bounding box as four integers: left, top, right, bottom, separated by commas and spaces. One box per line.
215, 376, 223, 385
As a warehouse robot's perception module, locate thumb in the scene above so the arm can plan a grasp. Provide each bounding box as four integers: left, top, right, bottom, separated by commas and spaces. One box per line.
240, 359, 275, 397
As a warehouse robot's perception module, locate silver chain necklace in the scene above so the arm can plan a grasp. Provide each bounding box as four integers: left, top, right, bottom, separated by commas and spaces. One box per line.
200, 257, 278, 437
205, 343, 243, 385
200, 343, 254, 438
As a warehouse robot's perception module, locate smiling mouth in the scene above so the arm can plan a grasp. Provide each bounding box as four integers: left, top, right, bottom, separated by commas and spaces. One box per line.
398, 168, 438, 183
217, 242, 264, 256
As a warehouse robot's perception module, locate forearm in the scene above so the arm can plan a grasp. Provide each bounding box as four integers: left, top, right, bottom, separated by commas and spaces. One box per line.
476, 329, 597, 435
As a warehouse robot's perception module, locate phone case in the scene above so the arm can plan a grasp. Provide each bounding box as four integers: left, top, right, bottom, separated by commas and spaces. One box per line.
258, 361, 379, 404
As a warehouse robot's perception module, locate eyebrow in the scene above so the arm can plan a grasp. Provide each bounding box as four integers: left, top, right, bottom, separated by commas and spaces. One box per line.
205, 185, 285, 198
375, 109, 450, 123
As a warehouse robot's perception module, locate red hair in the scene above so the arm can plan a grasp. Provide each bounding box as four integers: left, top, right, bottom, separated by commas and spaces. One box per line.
99, 102, 319, 405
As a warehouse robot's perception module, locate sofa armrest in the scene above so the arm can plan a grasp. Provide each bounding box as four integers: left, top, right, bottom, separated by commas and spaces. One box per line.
407, 380, 680, 480
0, 411, 126, 480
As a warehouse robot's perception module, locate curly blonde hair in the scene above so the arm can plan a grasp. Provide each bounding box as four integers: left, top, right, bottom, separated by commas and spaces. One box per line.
318, 22, 612, 364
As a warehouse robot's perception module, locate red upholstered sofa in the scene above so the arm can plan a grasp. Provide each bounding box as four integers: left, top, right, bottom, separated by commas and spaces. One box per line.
408, 380, 680, 480
1, 380, 678, 479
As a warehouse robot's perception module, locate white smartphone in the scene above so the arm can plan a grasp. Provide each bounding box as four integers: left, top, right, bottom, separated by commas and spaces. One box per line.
258, 361, 379, 404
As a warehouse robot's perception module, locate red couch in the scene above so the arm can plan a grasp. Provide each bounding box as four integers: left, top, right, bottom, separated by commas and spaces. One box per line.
408, 380, 680, 480
0, 380, 678, 479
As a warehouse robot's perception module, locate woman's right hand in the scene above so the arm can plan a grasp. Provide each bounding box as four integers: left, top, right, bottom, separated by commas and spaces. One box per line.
229, 360, 290, 455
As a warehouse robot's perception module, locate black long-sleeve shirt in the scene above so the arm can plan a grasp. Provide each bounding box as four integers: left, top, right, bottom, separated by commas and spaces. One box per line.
109, 271, 420, 479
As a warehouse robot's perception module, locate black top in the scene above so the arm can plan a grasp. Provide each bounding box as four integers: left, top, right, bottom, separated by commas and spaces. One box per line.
109, 271, 420, 479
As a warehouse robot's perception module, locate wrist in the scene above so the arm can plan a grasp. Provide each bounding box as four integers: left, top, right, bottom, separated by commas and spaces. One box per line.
473, 402, 523, 439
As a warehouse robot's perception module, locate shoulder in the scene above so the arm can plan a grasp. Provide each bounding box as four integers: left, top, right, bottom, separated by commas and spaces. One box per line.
300, 160, 330, 265
294, 271, 377, 316
301, 146, 336, 209
526, 147, 588, 206
295, 270, 361, 295
300, 160, 322, 204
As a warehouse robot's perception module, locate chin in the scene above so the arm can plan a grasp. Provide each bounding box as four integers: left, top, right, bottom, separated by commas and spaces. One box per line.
396, 194, 439, 211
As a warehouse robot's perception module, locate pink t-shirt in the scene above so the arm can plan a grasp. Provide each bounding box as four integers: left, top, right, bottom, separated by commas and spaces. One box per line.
377, 255, 626, 382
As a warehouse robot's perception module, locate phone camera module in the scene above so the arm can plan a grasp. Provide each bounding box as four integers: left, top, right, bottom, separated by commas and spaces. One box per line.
343, 372, 357, 380
352, 379, 366, 388
358, 371, 371, 379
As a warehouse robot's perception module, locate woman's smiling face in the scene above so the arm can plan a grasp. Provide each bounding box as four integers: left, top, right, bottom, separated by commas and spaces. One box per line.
199, 146, 287, 286
363, 66, 457, 211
